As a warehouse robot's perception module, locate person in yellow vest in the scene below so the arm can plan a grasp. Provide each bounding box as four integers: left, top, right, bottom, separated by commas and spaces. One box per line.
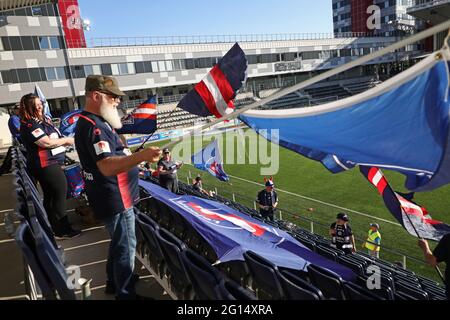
363, 223, 381, 258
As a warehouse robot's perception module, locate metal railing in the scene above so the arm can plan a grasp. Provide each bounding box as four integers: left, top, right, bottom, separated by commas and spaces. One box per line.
66, 32, 395, 48
408, 0, 450, 10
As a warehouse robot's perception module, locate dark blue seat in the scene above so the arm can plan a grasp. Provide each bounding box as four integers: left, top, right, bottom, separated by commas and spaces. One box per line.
243, 250, 284, 300
337, 256, 365, 276
155, 227, 192, 299
395, 280, 428, 300
307, 264, 346, 300
15, 221, 76, 300
181, 248, 223, 299
215, 260, 251, 287
278, 270, 324, 300
316, 245, 338, 262
215, 279, 257, 300
135, 212, 166, 278
356, 275, 394, 300
343, 281, 381, 300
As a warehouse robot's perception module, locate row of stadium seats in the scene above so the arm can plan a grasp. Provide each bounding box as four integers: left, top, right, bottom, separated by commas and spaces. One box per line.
140, 175, 447, 300
11, 147, 76, 300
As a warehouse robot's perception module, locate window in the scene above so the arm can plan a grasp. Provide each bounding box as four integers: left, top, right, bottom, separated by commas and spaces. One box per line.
1, 70, 12, 84
0, 72, 3, 85
165, 60, 173, 71
247, 55, 258, 65
71, 65, 85, 78
9, 37, 22, 50
45, 67, 57, 80
151, 61, 159, 72
101, 64, 112, 75
49, 36, 60, 49
84, 64, 102, 76
280, 53, 297, 62
21, 36, 35, 50
301, 51, 320, 60
39, 36, 50, 50
158, 61, 166, 72
29, 68, 44, 82
173, 59, 185, 71
184, 59, 195, 69
17, 69, 30, 83
0, 38, 3, 51
135, 61, 152, 73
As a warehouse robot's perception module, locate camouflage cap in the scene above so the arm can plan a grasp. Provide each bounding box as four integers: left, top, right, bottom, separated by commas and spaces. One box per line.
85, 75, 125, 96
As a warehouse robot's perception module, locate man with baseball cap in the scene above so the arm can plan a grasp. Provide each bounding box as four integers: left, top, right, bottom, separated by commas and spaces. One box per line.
75, 75, 161, 299
330, 212, 356, 254
364, 223, 381, 258
157, 148, 183, 193
256, 177, 278, 222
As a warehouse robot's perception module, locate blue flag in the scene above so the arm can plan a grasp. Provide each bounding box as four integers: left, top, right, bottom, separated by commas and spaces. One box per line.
60, 109, 82, 137
116, 96, 157, 134
192, 140, 229, 182
178, 43, 247, 118
139, 180, 356, 281
34, 84, 52, 120
240, 51, 450, 192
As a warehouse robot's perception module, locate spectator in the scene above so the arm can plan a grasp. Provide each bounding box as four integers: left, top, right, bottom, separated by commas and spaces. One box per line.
363, 223, 381, 258
192, 176, 210, 196
330, 213, 356, 254
256, 177, 278, 222
19, 93, 79, 238
418, 234, 450, 299
157, 148, 183, 193
8, 103, 21, 144
75, 75, 161, 299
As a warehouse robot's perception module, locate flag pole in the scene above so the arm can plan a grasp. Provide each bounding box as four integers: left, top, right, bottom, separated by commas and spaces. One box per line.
157, 19, 450, 151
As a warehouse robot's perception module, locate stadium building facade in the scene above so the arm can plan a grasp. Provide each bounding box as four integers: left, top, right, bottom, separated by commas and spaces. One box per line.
0, 0, 435, 146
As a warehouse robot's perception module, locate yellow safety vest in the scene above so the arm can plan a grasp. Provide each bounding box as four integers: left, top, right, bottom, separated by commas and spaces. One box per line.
364, 230, 381, 252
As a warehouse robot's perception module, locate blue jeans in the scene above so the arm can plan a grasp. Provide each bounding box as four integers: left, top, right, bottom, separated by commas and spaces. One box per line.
103, 207, 137, 299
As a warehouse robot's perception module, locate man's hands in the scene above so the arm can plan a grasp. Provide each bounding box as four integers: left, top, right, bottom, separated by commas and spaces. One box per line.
63, 137, 75, 146
418, 239, 429, 251
141, 147, 161, 163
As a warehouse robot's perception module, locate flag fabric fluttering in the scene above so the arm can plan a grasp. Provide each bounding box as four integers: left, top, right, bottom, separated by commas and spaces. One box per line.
116, 96, 157, 134
239, 50, 450, 192
34, 84, 52, 120
191, 140, 229, 182
60, 109, 82, 137
360, 166, 450, 241
177, 42, 247, 118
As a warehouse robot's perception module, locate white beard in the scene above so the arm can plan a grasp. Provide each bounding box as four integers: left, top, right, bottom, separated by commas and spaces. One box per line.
100, 102, 122, 129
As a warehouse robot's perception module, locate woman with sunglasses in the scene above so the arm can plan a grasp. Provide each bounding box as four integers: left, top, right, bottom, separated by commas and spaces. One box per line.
19, 93, 80, 239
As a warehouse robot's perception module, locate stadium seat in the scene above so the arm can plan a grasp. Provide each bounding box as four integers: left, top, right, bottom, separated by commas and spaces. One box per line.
243, 251, 285, 300
316, 245, 338, 262
180, 248, 223, 299
293, 235, 316, 252
155, 228, 193, 299
215, 260, 251, 288
278, 270, 324, 300
15, 222, 58, 299
356, 275, 394, 300
215, 279, 258, 300
135, 213, 166, 278
342, 282, 381, 300
337, 256, 365, 276
307, 264, 346, 300
395, 280, 428, 300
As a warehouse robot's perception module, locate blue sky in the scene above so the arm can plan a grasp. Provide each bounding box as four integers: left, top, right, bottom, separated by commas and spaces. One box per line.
77, 0, 333, 39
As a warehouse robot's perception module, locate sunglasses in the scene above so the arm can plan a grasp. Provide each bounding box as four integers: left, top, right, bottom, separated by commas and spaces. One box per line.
98, 91, 121, 101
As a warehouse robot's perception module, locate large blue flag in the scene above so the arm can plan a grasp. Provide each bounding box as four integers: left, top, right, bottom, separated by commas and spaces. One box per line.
177, 43, 247, 118
240, 51, 450, 192
191, 140, 229, 182
139, 180, 356, 281
34, 84, 52, 120
116, 96, 157, 134
60, 109, 82, 137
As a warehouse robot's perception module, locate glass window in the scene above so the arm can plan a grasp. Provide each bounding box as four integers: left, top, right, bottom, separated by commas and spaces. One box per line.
1, 70, 11, 84
118, 63, 128, 75
45, 68, 57, 81
39, 36, 50, 50
9, 37, 22, 50
0, 38, 3, 52
49, 36, 60, 49
173, 59, 185, 71
29, 68, 43, 82
55, 67, 66, 80
1, 37, 10, 51
14, 8, 26, 16
135, 62, 145, 73
17, 69, 30, 83
21, 36, 34, 50
151, 61, 159, 72
111, 63, 120, 75
158, 61, 166, 72
127, 63, 135, 74
101, 64, 112, 75
84, 65, 94, 76
31, 6, 43, 16
165, 60, 173, 71
46, 4, 55, 16
92, 65, 102, 75
185, 59, 194, 69
71, 65, 85, 78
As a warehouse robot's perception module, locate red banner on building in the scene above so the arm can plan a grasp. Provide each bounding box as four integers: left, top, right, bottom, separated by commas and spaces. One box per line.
57, 0, 86, 48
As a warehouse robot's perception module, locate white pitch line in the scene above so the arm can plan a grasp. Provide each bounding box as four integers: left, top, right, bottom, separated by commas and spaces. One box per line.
64, 239, 110, 252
